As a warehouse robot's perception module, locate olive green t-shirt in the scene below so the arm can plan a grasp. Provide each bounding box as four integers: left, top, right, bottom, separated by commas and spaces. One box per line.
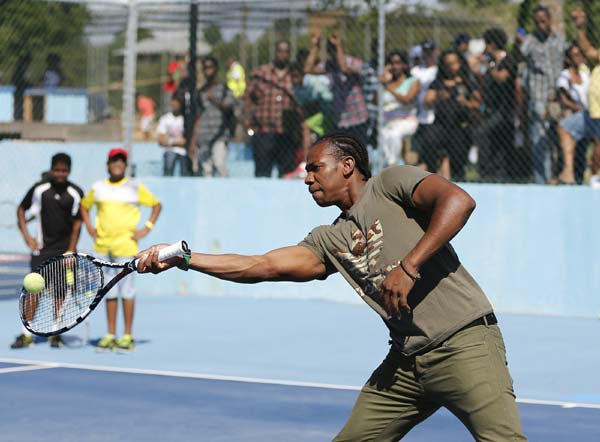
299, 165, 493, 356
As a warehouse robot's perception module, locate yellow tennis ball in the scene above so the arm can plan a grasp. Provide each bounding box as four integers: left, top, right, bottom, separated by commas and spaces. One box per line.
23, 273, 45, 294
66, 269, 74, 286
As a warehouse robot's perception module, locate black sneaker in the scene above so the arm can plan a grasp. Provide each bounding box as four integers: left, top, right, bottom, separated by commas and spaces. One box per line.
10, 334, 34, 349
49, 335, 64, 348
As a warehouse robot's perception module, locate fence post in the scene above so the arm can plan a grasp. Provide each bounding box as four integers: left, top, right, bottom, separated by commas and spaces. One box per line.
122, 0, 138, 175
376, 0, 386, 172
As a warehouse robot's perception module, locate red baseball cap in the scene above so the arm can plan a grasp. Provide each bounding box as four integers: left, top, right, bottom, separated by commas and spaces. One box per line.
108, 147, 128, 161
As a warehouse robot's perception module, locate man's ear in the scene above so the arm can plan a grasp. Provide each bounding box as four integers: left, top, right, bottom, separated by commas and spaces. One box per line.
342, 156, 356, 178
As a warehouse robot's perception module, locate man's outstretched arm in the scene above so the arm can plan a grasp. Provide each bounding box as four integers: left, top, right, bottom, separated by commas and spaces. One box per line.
136, 245, 328, 283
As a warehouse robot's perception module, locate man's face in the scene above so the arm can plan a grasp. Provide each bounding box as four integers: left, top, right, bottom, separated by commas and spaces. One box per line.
203, 60, 217, 79
304, 143, 346, 207
275, 42, 290, 66
107, 157, 127, 179
50, 162, 70, 185
534, 11, 551, 35
171, 98, 182, 115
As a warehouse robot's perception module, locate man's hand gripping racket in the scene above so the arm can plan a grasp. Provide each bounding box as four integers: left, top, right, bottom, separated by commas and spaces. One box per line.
19, 240, 190, 337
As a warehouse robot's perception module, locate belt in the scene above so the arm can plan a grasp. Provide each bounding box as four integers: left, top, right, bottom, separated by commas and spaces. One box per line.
459, 313, 497, 332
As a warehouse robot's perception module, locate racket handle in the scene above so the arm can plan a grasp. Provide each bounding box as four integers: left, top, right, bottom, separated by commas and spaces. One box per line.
134, 240, 190, 267
157, 240, 190, 261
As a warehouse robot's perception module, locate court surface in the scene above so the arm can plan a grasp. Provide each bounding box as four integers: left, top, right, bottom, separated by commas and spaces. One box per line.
1, 257, 600, 441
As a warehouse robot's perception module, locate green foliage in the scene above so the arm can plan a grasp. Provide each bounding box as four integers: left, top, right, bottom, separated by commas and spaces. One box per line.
0, 0, 88, 86
203, 24, 224, 46
440, 0, 511, 9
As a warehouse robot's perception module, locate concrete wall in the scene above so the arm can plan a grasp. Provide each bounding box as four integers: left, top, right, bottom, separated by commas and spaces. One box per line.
1, 140, 599, 318
0, 86, 15, 123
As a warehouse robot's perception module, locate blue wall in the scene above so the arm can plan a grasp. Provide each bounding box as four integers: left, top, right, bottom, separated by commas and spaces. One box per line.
0, 86, 15, 122
1, 140, 599, 318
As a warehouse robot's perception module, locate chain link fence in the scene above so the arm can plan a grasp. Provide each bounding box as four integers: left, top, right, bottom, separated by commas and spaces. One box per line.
1, 0, 599, 184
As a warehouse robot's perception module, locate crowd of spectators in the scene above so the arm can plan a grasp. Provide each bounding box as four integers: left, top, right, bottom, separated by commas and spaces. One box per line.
147, 5, 600, 185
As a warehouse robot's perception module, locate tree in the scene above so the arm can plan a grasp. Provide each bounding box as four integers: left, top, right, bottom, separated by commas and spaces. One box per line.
0, 0, 88, 118
203, 24, 223, 47
0, 0, 88, 74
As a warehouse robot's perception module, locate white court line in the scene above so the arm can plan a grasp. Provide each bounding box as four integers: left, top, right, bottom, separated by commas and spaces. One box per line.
0, 364, 58, 374
0, 357, 599, 410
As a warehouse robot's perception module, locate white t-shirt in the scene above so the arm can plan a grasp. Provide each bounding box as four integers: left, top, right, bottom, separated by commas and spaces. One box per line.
411, 64, 438, 124
156, 112, 186, 156
557, 67, 590, 109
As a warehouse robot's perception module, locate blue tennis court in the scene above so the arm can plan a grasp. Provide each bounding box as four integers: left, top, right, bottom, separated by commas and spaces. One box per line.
0, 360, 599, 442
1, 256, 600, 440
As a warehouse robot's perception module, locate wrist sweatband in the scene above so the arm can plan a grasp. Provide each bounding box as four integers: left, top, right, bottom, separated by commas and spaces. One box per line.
177, 252, 191, 271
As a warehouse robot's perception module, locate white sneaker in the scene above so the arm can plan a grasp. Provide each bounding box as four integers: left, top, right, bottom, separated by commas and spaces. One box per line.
589, 175, 600, 189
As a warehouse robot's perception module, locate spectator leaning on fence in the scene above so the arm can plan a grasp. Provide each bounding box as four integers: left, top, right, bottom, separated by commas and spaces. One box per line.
243, 40, 297, 178
157, 92, 189, 177
562, 7, 600, 185
378, 50, 420, 168
304, 30, 370, 147
424, 49, 482, 181
189, 56, 234, 178
477, 28, 518, 182
411, 40, 439, 173
517, 5, 566, 184
556, 43, 591, 185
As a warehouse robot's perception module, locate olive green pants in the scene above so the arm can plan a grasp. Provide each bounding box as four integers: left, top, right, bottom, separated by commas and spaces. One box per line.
334, 324, 527, 442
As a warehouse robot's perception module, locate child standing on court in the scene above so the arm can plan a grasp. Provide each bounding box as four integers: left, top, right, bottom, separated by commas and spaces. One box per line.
10, 153, 84, 349
80, 148, 161, 352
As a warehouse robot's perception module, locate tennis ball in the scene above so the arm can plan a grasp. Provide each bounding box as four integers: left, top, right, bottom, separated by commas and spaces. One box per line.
23, 273, 45, 294
66, 269, 74, 286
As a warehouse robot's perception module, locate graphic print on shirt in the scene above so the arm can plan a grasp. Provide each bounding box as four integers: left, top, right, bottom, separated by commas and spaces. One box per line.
333, 219, 400, 318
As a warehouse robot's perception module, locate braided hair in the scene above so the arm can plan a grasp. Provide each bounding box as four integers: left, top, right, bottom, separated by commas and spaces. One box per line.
314, 133, 372, 180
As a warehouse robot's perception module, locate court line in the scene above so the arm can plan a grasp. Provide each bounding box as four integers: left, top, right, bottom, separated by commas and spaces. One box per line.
0, 364, 58, 374
0, 356, 599, 410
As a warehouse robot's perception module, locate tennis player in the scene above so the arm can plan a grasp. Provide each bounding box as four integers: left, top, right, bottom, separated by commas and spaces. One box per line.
81, 148, 162, 352
11, 153, 84, 349
137, 133, 526, 441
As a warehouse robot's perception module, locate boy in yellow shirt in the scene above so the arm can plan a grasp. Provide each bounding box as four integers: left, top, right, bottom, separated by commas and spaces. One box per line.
81, 148, 162, 351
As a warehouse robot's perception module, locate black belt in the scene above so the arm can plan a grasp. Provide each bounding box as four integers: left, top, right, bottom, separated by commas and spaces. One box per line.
459, 313, 497, 332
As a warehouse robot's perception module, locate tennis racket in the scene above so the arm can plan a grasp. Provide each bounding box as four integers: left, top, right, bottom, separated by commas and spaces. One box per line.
19, 240, 190, 337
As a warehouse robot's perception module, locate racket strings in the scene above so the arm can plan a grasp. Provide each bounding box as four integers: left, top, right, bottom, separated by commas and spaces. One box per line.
19, 256, 103, 334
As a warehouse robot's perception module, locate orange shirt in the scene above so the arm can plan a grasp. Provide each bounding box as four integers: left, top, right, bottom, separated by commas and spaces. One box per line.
137, 96, 155, 117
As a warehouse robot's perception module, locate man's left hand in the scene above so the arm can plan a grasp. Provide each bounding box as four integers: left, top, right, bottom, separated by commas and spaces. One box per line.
380, 266, 415, 317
